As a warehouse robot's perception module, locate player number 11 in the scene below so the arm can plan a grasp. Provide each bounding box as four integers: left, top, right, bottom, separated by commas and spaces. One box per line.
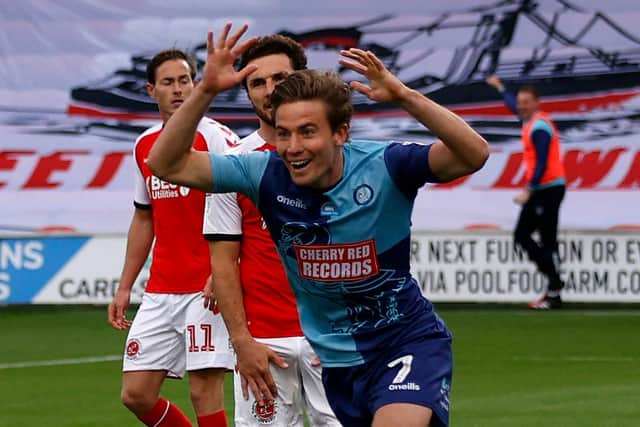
186, 324, 215, 352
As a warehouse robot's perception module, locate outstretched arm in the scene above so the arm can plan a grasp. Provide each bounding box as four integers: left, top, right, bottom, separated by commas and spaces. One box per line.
340, 49, 489, 182
147, 23, 257, 191
486, 74, 518, 115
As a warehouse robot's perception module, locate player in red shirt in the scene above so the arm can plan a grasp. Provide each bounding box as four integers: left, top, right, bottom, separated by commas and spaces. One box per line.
108, 49, 237, 427
202, 36, 340, 426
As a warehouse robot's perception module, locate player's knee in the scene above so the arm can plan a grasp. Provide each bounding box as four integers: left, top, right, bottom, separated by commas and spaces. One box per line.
189, 376, 224, 409
120, 386, 155, 414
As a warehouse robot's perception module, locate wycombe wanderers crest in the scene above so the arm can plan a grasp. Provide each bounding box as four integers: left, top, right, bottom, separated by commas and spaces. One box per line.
353, 184, 374, 205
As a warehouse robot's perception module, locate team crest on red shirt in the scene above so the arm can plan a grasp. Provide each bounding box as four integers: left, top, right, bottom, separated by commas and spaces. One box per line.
125, 339, 141, 359
251, 399, 278, 424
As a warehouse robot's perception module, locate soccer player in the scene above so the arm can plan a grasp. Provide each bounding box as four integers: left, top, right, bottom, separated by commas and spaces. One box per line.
107, 49, 236, 427
202, 35, 340, 426
486, 74, 566, 309
148, 24, 489, 427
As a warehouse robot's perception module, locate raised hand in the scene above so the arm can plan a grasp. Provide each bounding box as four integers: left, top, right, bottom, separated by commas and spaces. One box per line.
199, 23, 257, 95
485, 74, 504, 91
338, 48, 409, 103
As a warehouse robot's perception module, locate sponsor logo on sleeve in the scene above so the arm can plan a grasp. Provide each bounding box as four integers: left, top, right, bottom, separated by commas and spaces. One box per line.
294, 239, 379, 282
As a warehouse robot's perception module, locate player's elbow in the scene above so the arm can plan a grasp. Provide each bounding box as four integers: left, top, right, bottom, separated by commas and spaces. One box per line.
471, 139, 490, 172
458, 136, 490, 176
146, 151, 176, 182
146, 150, 165, 178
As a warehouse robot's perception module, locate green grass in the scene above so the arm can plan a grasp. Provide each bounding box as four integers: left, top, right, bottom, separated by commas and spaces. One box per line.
1, 305, 639, 426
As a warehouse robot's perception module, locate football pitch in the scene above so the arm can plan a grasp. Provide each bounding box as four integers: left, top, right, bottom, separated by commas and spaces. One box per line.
1, 305, 639, 426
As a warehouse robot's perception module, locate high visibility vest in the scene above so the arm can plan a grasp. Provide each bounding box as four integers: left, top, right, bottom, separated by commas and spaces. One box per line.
521, 111, 565, 185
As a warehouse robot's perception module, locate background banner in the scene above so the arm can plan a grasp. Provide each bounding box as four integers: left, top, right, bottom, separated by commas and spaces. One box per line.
2, 231, 637, 304
1, 0, 639, 232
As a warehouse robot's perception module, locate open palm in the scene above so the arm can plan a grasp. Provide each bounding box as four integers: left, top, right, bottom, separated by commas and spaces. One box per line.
200, 23, 257, 95
339, 48, 407, 103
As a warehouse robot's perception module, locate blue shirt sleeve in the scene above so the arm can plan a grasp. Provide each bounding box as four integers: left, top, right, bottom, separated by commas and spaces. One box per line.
528, 118, 553, 188
384, 142, 439, 199
209, 151, 270, 203
500, 89, 518, 115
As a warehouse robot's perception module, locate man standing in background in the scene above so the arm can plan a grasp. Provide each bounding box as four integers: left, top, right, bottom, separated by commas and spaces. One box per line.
108, 49, 236, 426
203, 34, 340, 426
486, 74, 566, 309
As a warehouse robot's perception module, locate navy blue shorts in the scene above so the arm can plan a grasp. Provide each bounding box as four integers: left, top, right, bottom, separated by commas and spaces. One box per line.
322, 329, 452, 426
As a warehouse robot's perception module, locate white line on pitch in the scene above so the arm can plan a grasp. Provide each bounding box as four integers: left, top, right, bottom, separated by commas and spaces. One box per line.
511, 355, 638, 362
0, 355, 121, 370
513, 310, 640, 317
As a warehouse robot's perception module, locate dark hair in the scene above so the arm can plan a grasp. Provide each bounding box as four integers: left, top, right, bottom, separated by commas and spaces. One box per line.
518, 84, 539, 99
146, 49, 197, 84
237, 35, 307, 88
271, 69, 352, 132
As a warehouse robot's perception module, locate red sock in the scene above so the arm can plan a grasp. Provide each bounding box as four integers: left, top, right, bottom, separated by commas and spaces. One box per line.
197, 410, 227, 427
138, 398, 192, 426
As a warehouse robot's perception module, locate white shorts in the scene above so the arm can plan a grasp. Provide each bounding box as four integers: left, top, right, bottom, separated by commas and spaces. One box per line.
234, 336, 341, 426
122, 292, 235, 378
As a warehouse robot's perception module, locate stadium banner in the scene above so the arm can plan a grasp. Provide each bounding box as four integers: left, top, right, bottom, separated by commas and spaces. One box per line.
1, 0, 640, 233
0, 235, 147, 305
411, 230, 640, 302
1, 231, 638, 304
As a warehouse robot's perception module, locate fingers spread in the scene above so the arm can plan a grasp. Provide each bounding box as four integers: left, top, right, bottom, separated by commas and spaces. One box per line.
338, 58, 368, 74
350, 81, 371, 96
236, 64, 257, 83
367, 50, 385, 71
241, 374, 250, 401
207, 32, 214, 55
246, 377, 263, 404
232, 37, 258, 58
217, 22, 232, 49
269, 350, 289, 369
227, 23, 249, 48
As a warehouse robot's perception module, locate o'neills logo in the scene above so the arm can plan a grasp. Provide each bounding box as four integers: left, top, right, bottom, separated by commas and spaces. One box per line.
276, 194, 307, 209
388, 382, 421, 391
294, 239, 379, 282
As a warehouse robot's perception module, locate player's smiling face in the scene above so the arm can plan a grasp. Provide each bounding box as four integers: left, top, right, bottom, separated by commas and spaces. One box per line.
275, 99, 348, 190
147, 59, 194, 122
245, 53, 294, 127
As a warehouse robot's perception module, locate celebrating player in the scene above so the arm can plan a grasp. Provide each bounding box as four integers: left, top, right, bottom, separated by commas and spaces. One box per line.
202, 34, 340, 426
148, 24, 489, 426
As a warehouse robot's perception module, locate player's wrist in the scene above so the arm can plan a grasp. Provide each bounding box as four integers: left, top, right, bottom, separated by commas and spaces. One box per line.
230, 331, 255, 348
195, 84, 219, 99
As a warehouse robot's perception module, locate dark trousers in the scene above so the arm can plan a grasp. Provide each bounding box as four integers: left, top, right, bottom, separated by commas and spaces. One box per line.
514, 185, 566, 291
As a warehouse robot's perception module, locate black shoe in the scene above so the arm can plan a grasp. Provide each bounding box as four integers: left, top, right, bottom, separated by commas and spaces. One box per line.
528, 294, 562, 310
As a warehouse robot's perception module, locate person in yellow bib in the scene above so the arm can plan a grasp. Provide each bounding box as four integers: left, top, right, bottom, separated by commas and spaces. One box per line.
486, 75, 566, 310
